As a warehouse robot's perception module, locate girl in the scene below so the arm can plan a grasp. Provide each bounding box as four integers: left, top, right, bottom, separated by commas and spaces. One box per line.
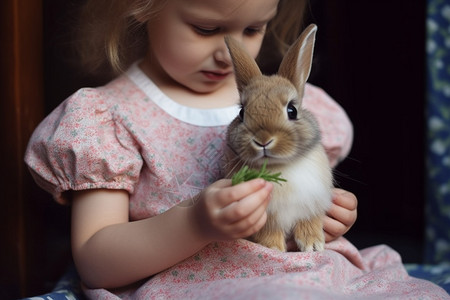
25, 0, 447, 298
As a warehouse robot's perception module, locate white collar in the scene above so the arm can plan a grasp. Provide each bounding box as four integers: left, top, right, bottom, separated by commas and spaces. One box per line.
126, 62, 239, 127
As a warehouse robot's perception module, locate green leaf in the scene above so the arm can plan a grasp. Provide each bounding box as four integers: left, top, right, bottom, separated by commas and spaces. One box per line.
231, 160, 287, 186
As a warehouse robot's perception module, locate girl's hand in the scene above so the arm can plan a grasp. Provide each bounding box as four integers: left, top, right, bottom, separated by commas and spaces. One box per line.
192, 178, 273, 241
323, 188, 358, 242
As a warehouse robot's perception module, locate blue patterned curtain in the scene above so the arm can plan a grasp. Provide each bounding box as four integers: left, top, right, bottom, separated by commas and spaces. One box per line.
425, 0, 450, 264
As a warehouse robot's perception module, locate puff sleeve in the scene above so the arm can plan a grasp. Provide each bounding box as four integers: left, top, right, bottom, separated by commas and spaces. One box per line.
24, 88, 143, 204
303, 83, 353, 167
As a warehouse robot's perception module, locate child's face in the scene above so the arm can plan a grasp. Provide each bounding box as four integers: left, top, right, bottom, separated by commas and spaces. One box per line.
143, 0, 279, 95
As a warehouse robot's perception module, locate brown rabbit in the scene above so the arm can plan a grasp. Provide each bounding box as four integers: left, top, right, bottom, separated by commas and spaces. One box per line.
224, 24, 333, 252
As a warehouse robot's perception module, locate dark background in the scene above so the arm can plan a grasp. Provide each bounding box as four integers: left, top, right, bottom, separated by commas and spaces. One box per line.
33, 0, 426, 295
306, 1, 426, 262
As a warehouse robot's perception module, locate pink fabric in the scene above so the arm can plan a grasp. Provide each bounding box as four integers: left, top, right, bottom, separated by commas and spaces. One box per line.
303, 84, 353, 167
86, 238, 448, 299
24, 64, 448, 299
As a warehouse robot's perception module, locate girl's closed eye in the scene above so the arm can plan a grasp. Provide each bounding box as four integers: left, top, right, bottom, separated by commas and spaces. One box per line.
193, 25, 220, 36
244, 26, 266, 36
192, 25, 266, 37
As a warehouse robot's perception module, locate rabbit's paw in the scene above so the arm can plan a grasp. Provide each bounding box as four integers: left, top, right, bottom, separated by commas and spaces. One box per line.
293, 216, 325, 252
252, 226, 286, 252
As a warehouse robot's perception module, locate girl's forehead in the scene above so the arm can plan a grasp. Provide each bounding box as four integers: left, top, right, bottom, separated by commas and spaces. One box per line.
169, 0, 279, 21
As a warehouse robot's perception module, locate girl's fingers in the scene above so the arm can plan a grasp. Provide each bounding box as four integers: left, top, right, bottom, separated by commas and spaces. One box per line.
222, 204, 268, 239
324, 230, 334, 243
219, 181, 272, 224
211, 178, 268, 207
332, 188, 358, 211
326, 202, 357, 227
237, 210, 268, 238
323, 214, 347, 241
323, 189, 358, 242
228, 195, 270, 237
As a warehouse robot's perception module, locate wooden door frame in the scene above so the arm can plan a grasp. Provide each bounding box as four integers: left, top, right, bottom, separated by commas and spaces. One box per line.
0, 0, 45, 298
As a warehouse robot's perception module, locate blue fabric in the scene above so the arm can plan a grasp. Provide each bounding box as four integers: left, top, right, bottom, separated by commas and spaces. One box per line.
425, 0, 450, 265
405, 0, 450, 293
406, 263, 450, 293
21, 265, 85, 300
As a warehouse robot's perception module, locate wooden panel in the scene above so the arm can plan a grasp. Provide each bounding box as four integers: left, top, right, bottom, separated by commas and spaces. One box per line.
0, 0, 45, 298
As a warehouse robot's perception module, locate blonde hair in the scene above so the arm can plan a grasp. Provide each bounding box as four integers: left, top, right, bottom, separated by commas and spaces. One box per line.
76, 0, 307, 78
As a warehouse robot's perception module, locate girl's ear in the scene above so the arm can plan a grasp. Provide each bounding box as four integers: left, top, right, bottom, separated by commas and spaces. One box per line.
278, 24, 317, 95
225, 36, 262, 94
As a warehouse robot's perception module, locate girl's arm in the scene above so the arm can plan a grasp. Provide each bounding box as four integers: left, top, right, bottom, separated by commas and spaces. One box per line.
71, 179, 273, 289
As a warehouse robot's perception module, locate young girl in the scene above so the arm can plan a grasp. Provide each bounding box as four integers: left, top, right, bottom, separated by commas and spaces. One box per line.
25, 0, 447, 298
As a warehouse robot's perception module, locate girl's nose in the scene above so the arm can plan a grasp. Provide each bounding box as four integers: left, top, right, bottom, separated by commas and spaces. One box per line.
215, 33, 246, 67
214, 41, 233, 67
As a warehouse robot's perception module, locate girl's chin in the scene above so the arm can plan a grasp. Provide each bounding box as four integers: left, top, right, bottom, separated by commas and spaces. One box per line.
184, 81, 228, 95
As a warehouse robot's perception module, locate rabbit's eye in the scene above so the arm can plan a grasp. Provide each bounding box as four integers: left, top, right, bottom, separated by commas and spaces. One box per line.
239, 108, 245, 121
287, 103, 298, 120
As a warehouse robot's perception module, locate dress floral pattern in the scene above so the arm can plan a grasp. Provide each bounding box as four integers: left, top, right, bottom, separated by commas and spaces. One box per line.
24, 63, 448, 299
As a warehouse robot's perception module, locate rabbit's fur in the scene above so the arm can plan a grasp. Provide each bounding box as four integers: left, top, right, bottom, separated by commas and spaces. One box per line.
224, 24, 333, 252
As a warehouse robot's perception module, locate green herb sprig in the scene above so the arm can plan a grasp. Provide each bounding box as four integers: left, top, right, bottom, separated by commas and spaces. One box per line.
231, 160, 287, 186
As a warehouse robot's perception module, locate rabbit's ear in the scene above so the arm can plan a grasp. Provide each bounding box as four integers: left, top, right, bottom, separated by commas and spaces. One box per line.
225, 36, 262, 94
278, 24, 317, 95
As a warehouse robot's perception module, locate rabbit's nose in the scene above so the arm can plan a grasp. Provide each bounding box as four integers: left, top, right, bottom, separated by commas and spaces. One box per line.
253, 139, 274, 148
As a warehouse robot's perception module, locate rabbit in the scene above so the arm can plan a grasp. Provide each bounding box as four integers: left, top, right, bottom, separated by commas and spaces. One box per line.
223, 24, 333, 252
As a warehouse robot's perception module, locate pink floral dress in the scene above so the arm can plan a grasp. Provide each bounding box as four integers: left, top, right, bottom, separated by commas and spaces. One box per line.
25, 63, 448, 299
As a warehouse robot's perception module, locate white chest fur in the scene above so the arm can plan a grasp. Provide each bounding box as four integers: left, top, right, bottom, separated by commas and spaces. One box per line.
267, 145, 333, 234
